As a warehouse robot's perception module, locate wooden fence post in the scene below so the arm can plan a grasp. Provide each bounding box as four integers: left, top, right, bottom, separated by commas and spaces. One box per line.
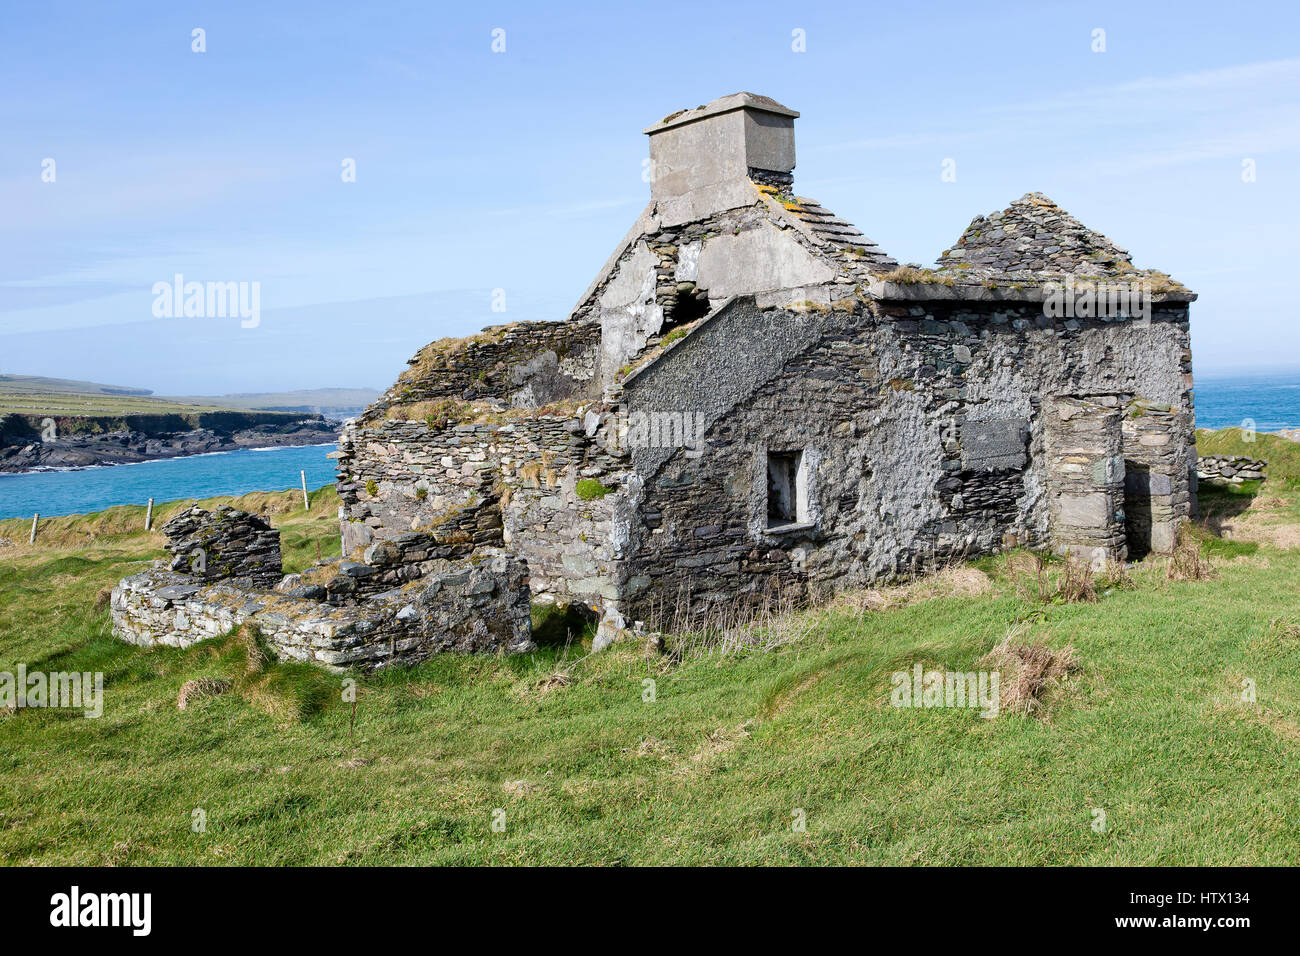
145, 498, 155, 531
29, 513, 39, 544
300, 470, 310, 510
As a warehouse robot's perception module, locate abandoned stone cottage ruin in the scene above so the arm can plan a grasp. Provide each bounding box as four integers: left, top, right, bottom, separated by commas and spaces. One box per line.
112, 92, 1198, 666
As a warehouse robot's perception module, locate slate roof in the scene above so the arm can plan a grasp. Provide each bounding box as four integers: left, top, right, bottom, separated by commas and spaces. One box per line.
782, 196, 898, 269
934, 192, 1175, 284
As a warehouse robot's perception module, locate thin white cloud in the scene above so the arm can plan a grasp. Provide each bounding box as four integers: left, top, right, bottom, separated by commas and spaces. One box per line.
986, 57, 1300, 115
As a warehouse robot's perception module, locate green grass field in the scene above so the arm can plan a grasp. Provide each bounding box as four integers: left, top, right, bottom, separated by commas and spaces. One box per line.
0, 392, 259, 417
0, 374, 249, 418
0, 377, 376, 419
2, 434, 1300, 865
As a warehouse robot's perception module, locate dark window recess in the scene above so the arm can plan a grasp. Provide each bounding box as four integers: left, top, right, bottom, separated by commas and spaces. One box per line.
767, 450, 802, 527
664, 289, 710, 327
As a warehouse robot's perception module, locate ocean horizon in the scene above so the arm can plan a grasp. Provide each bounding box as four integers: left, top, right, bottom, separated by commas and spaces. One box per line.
1193, 369, 1300, 431
1, 369, 1298, 523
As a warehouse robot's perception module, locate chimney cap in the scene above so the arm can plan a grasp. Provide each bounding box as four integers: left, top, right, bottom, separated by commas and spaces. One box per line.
643, 92, 799, 135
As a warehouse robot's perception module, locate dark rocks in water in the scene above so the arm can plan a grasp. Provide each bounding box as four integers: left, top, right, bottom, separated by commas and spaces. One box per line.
0, 418, 340, 473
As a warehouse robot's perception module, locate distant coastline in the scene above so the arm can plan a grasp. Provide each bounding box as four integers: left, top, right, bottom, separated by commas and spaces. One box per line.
0, 417, 341, 474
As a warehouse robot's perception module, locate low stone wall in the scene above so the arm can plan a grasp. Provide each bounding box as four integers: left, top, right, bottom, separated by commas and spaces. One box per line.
111, 551, 535, 669
1197, 455, 1267, 484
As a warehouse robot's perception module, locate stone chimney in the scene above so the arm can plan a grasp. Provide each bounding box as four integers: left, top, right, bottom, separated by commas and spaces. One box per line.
643, 92, 798, 227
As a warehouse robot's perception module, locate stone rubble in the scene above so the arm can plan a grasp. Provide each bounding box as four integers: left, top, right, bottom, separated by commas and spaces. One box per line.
112, 505, 533, 668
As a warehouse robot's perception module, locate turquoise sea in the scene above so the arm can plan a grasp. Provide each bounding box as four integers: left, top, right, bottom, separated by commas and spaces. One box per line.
1192, 371, 1300, 431
0, 371, 1297, 523
0, 444, 338, 521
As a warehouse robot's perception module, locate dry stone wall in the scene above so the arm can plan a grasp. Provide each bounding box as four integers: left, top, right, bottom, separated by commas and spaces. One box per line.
112, 551, 533, 668
161, 505, 283, 588
1197, 455, 1266, 484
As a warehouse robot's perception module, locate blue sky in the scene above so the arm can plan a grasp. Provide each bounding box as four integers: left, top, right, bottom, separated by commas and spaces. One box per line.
1, 0, 1297, 393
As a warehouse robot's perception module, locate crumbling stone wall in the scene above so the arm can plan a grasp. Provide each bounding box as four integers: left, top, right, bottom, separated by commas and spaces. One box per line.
495, 417, 623, 609
362, 319, 600, 422
111, 550, 534, 668
280, 524, 492, 605
336, 419, 506, 556
113, 503, 534, 667
161, 505, 283, 588
338, 412, 628, 612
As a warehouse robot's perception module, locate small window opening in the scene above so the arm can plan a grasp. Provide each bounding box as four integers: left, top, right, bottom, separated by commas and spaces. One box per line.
767, 450, 804, 528
666, 289, 710, 328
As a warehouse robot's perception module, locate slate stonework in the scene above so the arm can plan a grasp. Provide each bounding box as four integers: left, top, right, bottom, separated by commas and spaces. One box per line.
1197, 455, 1266, 485
161, 505, 283, 588
112, 91, 1201, 662
111, 550, 534, 668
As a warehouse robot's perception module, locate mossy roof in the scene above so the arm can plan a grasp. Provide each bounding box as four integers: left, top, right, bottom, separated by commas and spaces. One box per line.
931, 192, 1193, 295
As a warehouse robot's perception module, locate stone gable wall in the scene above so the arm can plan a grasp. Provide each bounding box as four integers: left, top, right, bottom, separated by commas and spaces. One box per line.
616, 302, 1194, 626
582, 196, 896, 391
